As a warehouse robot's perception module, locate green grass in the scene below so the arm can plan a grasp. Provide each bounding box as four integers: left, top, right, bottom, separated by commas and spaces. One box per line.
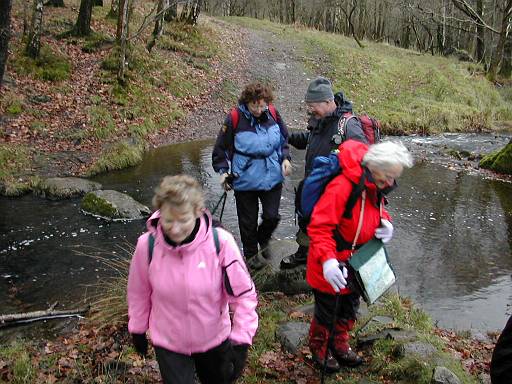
1, 91, 24, 115
86, 141, 144, 176
0, 341, 36, 384
359, 294, 478, 384
81, 32, 114, 53
88, 104, 117, 139
224, 17, 512, 135
11, 45, 71, 82
0, 144, 33, 196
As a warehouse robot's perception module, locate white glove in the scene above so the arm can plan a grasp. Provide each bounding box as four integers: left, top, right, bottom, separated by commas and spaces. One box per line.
219, 173, 232, 191
322, 259, 348, 293
375, 219, 393, 243
281, 159, 292, 176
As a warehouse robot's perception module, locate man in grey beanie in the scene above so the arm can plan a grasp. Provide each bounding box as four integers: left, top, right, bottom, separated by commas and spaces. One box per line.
280, 76, 368, 270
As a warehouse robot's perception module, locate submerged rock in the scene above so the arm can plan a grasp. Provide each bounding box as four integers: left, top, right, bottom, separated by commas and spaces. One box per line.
80, 190, 150, 220
36, 177, 102, 199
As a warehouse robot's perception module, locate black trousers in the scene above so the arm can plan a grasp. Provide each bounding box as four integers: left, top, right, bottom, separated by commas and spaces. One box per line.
154, 339, 234, 384
313, 289, 360, 328
234, 183, 282, 259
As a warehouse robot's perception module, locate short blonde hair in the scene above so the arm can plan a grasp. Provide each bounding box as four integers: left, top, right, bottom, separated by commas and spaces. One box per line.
152, 175, 205, 212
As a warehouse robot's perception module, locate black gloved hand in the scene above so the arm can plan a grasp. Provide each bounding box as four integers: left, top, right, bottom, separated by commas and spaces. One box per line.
132, 333, 148, 357
231, 343, 249, 380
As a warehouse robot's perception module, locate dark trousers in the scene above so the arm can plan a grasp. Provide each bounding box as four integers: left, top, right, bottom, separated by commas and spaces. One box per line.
234, 183, 282, 259
154, 339, 234, 384
313, 289, 360, 327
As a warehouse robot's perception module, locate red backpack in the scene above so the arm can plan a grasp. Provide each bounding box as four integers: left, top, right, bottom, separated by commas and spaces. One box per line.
229, 104, 278, 130
340, 112, 381, 144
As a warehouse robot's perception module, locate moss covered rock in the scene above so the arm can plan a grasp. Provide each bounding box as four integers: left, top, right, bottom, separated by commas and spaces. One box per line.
81, 190, 150, 220
479, 140, 512, 175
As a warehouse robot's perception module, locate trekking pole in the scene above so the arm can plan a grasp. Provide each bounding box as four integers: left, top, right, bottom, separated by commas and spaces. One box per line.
211, 192, 227, 221
321, 292, 341, 384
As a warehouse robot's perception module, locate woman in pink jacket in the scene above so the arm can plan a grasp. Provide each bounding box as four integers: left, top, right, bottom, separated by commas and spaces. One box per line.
127, 175, 258, 384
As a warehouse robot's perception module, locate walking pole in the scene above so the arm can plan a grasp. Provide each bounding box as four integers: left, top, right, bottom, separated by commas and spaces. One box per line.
219, 190, 227, 222
211, 192, 227, 219
321, 293, 341, 384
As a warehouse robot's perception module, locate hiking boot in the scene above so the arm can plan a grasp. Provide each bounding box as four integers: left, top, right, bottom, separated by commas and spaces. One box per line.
246, 254, 268, 271
332, 319, 363, 367
312, 349, 340, 373
280, 248, 307, 269
331, 347, 363, 367
259, 242, 272, 260
308, 318, 340, 374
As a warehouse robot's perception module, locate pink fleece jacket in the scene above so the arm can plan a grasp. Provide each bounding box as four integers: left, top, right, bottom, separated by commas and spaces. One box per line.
127, 210, 258, 355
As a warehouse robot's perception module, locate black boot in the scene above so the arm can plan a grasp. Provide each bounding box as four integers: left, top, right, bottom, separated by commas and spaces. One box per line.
280, 245, 308, 269
257, 217, 280, 260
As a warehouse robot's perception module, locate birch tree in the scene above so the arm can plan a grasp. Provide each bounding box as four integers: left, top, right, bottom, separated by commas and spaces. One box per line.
25, 0, 44, 59
117, 0, 130, 83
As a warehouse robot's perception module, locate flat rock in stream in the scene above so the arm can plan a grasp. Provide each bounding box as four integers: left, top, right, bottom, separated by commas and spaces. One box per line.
36, 177, 102, 199
80, 190, 150, 220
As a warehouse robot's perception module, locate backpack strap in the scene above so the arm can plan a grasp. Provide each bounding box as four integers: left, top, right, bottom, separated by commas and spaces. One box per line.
337, 112, 357, 143
342, 171, 366, 219
232, 105, 278, 130
268, 104, 278, 122
148, 233, 155, 264
212, 226, 221, 256
229, 108, 240, 131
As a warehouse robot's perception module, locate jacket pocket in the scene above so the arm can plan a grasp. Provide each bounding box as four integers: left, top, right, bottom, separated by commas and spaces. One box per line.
232, 154, 251, 175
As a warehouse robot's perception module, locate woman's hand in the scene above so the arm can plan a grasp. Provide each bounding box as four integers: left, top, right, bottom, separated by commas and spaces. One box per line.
220, 173, 233, 191
131, 333, 148, 357
281, 159, 292, 176
322, 259, 348, 292
375, 219, 393, 243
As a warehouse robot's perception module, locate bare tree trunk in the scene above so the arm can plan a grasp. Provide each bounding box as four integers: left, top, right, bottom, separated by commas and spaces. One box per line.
475, 0, 484, 61
93, 0, 103, 6
164, 0, 177, 21
0, 303, 90, 328
147, 0, 166, 52
498, 26, 512, 77
340, 0, 364, 48
25, 0, 43, 59
0, 0, 12, 88
488, 0, 512, 80
117, 0, 129, 83
74, 0, 94, 36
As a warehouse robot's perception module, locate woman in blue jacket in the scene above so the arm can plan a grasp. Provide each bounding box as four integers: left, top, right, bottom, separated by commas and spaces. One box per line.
212, 82, 291, 269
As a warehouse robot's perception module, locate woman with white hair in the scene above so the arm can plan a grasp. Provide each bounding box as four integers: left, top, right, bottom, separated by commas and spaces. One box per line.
306, 139, 413, 372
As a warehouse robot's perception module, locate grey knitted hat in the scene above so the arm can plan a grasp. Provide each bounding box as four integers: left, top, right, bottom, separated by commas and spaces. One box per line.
305, 76, 334, 103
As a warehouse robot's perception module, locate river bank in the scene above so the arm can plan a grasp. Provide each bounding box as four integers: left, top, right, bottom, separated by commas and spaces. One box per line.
0, 292, 497, 384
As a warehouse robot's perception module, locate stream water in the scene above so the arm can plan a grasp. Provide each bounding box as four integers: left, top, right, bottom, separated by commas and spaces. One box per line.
1, 133, 511, 333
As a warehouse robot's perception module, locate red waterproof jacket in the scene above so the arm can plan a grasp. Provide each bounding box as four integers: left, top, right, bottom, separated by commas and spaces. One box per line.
306, 140, 391, 295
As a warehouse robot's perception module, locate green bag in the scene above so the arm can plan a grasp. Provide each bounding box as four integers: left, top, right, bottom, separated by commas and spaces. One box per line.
348, 238, 396, 304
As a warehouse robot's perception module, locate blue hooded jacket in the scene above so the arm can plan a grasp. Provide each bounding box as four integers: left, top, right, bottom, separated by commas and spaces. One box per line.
212, 104, 290, 191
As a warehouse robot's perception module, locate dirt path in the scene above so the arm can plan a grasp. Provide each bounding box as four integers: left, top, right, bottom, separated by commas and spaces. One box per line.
166, 20, 315, 147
